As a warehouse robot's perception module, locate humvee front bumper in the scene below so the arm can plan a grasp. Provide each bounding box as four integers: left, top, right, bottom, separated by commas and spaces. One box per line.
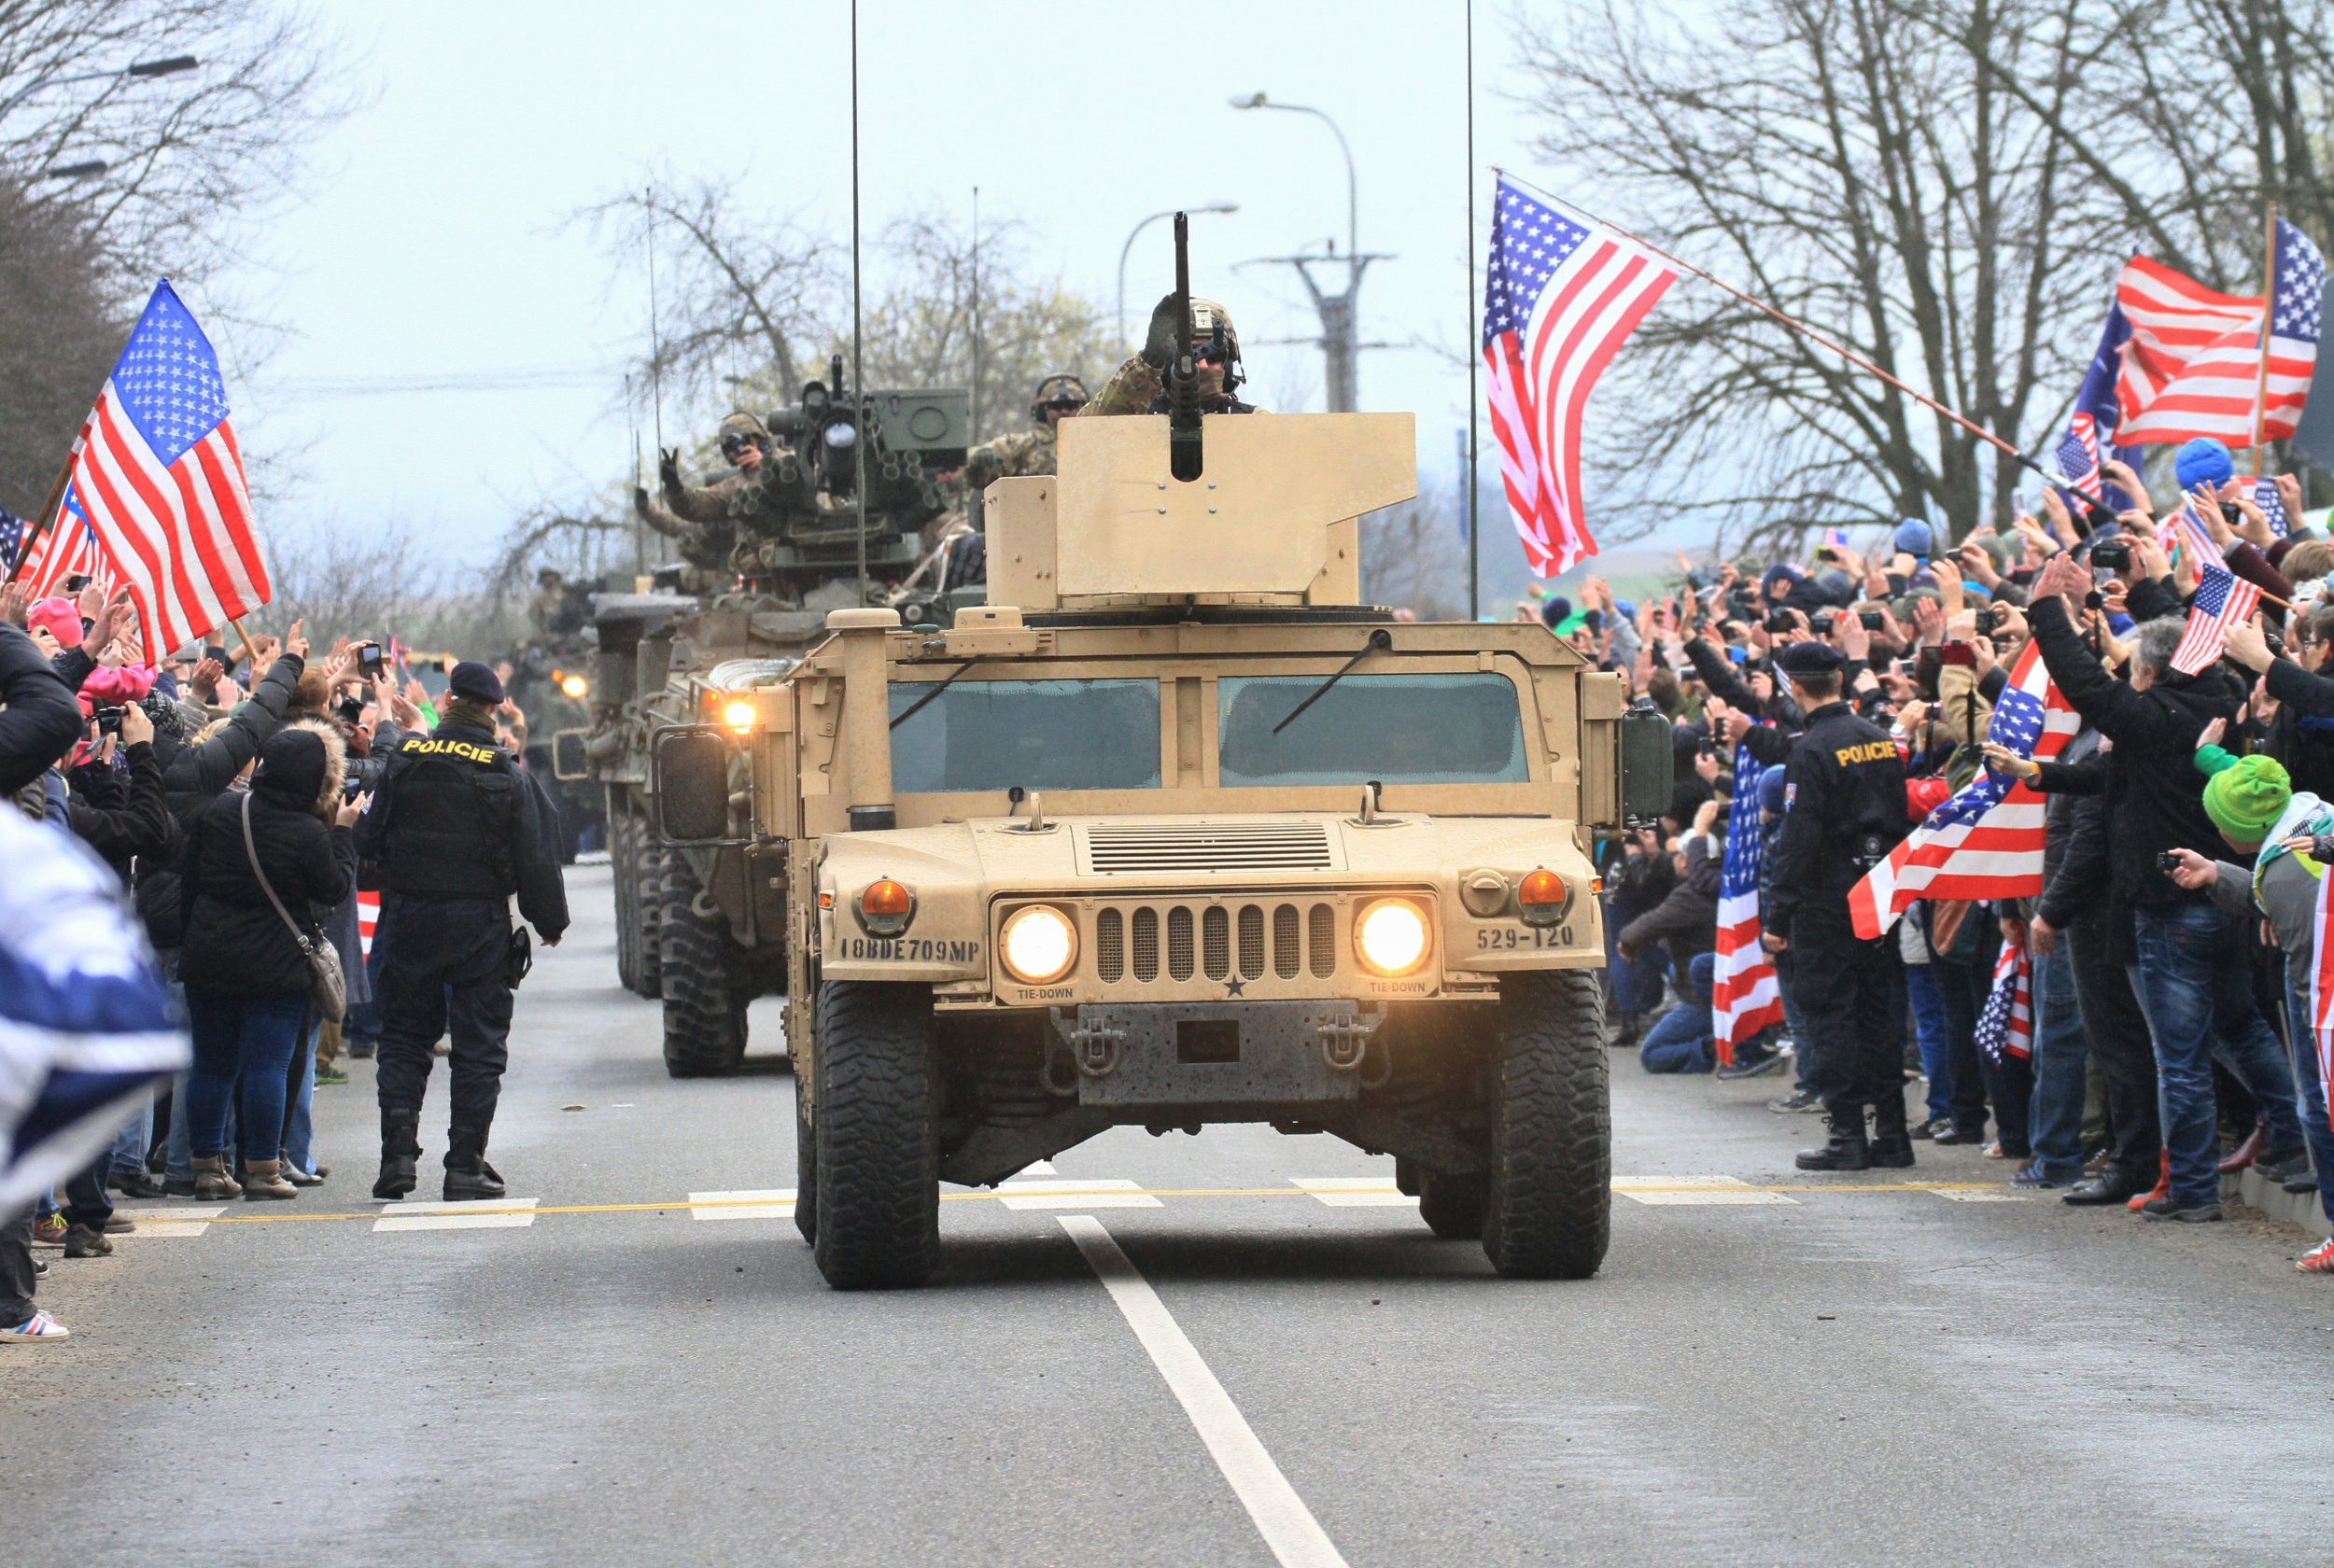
1049, 1001, 1381, 1106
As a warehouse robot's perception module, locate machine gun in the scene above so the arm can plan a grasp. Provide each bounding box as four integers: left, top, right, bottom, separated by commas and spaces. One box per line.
1164, 211, 1206, 483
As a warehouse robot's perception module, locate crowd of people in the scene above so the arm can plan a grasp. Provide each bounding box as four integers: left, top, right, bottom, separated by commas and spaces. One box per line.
0, 580, 548, 1345
1571, 439, 2334, 1270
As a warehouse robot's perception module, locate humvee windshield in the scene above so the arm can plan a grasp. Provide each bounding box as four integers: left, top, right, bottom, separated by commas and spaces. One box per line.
889, 678, 1162, 792
1218, 672, 1528, 787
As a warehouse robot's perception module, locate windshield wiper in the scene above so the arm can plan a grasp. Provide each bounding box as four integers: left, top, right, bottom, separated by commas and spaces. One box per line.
889, 658, 982, 730
1272, 628, 1393, 735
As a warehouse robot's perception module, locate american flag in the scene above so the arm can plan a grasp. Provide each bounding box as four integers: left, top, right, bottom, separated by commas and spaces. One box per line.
0, 505, 21, 572
357, 889, 379, 960
2117, 219, 2326, 445
1821, 526, 1850, 551
1975, 925, 2033, 1063
2170, 561, 2261, 675
1849, 640, 2080, 938
1482, 177, 1678, 577
66, 280, 270, 656
2056, 413, 2103, 503
16, 486, 109, 601
2257, 475, 2289, 539
1709, 743, 1784, 1067
2165, 496, 2221, 567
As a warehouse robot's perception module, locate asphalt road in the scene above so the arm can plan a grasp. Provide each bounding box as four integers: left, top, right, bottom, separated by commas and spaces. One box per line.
11, 864, 2334, 1567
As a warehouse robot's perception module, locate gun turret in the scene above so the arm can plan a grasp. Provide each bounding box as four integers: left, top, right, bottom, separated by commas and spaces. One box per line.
1165, 211, 1205, 483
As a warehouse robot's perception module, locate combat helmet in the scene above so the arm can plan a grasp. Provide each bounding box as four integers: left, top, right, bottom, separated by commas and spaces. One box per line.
717, 410, 771, 458
1188, 298, 1242, 390
1029, 373, 1089, 424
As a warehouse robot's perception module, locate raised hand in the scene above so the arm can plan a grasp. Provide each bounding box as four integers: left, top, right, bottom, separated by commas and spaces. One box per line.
284, 619, 309, 661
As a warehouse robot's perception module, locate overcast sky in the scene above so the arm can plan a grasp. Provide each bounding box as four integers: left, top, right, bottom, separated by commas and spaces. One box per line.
219, 0, 1582, 585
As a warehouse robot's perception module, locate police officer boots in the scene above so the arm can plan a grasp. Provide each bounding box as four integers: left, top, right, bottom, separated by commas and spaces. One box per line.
1867, 1093, 1917, 1169
1794, 1103, 1872, 1171
373, 1110, 421, 1201
443, 1123, 506, 1203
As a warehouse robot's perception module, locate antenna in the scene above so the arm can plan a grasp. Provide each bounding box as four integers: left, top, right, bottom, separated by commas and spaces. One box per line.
645, 188, 665, 456
970, 184, 982, 444
851, 0, 867, 604
1465, 0, 1480, 621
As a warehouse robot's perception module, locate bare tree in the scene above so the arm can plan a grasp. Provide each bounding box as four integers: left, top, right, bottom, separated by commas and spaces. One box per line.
257, 518, 493, 651
0, 173, 126, 512
1359, 472, 1469, 621
1515, 0, 2334, 556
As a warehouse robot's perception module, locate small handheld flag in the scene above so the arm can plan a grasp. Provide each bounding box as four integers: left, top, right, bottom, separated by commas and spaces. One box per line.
2169, 562, 2261, 676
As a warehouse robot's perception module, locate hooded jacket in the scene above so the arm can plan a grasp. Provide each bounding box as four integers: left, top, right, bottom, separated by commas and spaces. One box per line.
2028, 595, 2245, 908
2207, 790, 2334, 999
176, 721, 354, 996
0, 623, 82, 794
67, 741, 174, 887
134, 651, 304, 948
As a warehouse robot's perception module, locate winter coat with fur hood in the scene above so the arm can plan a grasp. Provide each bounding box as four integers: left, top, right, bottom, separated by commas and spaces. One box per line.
176, 721, 356, 996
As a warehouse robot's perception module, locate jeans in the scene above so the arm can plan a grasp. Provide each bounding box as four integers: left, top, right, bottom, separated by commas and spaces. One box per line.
1905, 962, 1955, 1123
281, 1016, 318, 1176
2128, 903, 2302, 1207
1641, 952, 1717, 1073
1608, 917, 1668, 1015
1775, 946, 1820, 1095
1931, 934, 2000, 1139
186, 987, 311, 1168
2027, 943, 2090, 1175
2282, 980, 2334, 1226
107, 1099, 151, 1176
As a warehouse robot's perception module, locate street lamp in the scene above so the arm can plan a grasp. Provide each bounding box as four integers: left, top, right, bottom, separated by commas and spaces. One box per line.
1229, 91, 1385, 412
40, 161, 109, 182
1118, 203, 1238, 352
0, 53, 200, 119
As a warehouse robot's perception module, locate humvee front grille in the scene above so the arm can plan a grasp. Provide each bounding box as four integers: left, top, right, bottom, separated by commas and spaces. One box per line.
1132, 907, 1160, 981
1238, 905, 1265, 978
1083, 821, 1335, 875
1096, 908, 1124, 982
1089, 898, 1344, 989
1273, 904, 1301, 978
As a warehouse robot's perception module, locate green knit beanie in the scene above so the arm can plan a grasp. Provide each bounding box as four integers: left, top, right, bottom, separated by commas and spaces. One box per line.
2194, 746, 2290, 842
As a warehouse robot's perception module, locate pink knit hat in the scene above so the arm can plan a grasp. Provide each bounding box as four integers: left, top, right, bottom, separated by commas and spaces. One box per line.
26, 596, 80, 649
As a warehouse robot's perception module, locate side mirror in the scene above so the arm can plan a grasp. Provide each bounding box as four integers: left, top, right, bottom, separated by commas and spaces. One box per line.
549, 727, 590, 781
654, 726, 733, 844
1619, 696, 1674, 828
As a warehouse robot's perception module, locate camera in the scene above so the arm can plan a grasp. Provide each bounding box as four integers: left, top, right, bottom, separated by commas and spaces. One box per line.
1764, 610, 1797, 635
356, 640, 385, 679
343, 754, 387, 801
1986, 604, 2014, 630
2156, 849, 2183, 875
1859, 609, 1887, 632
91, 704, 125, 735
2089, 539, 2130, 571
62, 574, 90, 594
334, 693, 366, 727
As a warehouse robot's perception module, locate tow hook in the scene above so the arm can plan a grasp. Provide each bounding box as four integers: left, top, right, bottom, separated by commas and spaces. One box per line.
1316, 1009, 1384, 1072
1060, 1013, 1126, 1078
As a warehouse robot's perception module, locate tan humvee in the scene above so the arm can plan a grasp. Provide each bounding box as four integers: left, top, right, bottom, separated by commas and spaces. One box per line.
668, 411, 1659, 1289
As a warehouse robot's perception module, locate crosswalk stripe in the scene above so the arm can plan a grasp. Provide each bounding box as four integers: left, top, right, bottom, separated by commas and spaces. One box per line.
1618, 1176, 1798, 1207
1923, 1187, 2030, 1203
998, 1178, 1161, 1211
116, 1204, 226, 1238
688, 1189, 796, 1221
1291, 1178, 1417, 1209
373, 1197, 540, 1233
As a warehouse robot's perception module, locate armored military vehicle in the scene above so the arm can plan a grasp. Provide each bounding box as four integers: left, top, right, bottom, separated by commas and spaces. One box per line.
652, 405, 1669, 1287
580, 368, 969, 1071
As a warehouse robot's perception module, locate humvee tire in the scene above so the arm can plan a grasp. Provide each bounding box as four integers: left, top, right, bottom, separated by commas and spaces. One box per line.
1482, 970, 1610, 1280
659, 848, 749, 1078
811, 981, 940, 1290
627, 802, 663, 998
610, 799, 646, 996
794, 1073, 817, 1245
1418, 1172, 1487, 1240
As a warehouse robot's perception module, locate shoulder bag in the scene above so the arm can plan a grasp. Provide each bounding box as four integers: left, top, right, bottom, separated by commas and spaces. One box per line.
241, 792, 347, 1018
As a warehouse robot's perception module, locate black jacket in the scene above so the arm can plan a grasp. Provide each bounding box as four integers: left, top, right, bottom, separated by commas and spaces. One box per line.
2258, 657, 2334, 803
0, 623, 83, 794
1681, 637, 1802, 765
1767, 701, 1909, 932
1619, 834, 1721, 969
2028, 595, 2243, 908
135, 652, 304, 948
67, 741, 174, 887
177, 728, 354, 995
355, 720, 569, 941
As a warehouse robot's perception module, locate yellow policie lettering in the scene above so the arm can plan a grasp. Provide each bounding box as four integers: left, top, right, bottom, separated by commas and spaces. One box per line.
405, 738, 498, 763
1833, 740, 1896, 766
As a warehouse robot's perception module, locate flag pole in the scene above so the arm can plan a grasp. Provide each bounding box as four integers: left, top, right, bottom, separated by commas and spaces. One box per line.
1491, 166, 2058, 487
2250, 202, 2278, 481
1464, 0, 1480, 623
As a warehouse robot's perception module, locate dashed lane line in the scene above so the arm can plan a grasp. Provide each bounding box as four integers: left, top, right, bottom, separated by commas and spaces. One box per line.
1000, 1178, 1162, 1210
689, 1189, 797, 1221
1617, 1175, 1799, 1207
1291, 1177, 1415, 1209
1061, 1215, 1349, 1568
112, 1179, 2015, 1229
114, 1204, 225, 1238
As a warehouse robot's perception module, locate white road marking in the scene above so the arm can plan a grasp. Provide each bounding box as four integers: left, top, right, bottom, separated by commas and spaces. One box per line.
999, 1178, 1160, 1211
373, 1197, 540, 1232
689, 1189, 796, 1221
1618, 1175, 1798, 1207
1291, 1177, 1416, 1209
117, 1205, 225, 1238
1023, 1159, 1058, 1175
1925, 1187, 2029, 1202
1058, 1215, 1348, 1568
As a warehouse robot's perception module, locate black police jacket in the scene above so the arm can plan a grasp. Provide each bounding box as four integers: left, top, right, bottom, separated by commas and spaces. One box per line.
1766, 700, 1908, 932
354, 721, 569, 941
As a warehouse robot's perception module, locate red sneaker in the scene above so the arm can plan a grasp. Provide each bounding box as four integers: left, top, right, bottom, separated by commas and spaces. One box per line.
2128, 1152, 2172, 1214
2298, 1239, 2334, 1275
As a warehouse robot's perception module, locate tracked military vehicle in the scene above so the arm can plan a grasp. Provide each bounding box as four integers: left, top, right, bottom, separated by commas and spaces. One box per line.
579, 369, 968, 1072
653, 401, 1670, 1287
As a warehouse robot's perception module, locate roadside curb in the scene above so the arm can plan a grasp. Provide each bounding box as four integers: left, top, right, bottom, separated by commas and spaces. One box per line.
2223, 1166, 2330, 1238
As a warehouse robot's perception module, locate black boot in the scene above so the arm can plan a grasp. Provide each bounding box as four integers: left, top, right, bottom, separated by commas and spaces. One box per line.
1868, 1092, 1916, 1169
443, 1122, 506, 1202
1795, 1103, 1872, 1171
373, 1110, 420, 1200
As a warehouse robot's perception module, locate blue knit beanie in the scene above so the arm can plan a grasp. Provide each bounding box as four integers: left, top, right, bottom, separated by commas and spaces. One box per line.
2175, 438, 2233, 492
1758, 764, 1788, 816
1894, 518, 1933, 557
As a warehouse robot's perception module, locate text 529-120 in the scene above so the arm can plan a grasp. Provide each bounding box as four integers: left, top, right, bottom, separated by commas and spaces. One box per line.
1475, 926, 1574, 950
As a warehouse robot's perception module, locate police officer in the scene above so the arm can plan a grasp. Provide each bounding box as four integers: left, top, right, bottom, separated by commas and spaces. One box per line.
357, 661, 569, 1201
1764, 640, 1911, 1170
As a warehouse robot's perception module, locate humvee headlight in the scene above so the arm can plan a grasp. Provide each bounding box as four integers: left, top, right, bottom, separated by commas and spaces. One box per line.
723, 699, 756, 734
1000, 904, 1077, 985
859, 878, 914, 937
1355, 898, 1431, 977
1517, 869, 1568, 927
558, 672, 590, 700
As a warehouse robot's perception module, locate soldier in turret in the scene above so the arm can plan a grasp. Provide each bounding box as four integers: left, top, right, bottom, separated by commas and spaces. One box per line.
1083, 295, 1258, 417
630, 410, 767, 572
952, 374, 1088, 496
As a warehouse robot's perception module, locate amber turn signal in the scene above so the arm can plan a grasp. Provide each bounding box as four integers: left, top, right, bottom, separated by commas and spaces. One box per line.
1517, 869, 1567, 926
859, 878, 913, 936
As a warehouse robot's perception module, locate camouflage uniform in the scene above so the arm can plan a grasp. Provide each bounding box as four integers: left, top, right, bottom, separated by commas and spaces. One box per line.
634, 477, 740, 573
960, 424, 1057, 491
1080, 357, 1165, 418
1082, 298, 1255, 416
